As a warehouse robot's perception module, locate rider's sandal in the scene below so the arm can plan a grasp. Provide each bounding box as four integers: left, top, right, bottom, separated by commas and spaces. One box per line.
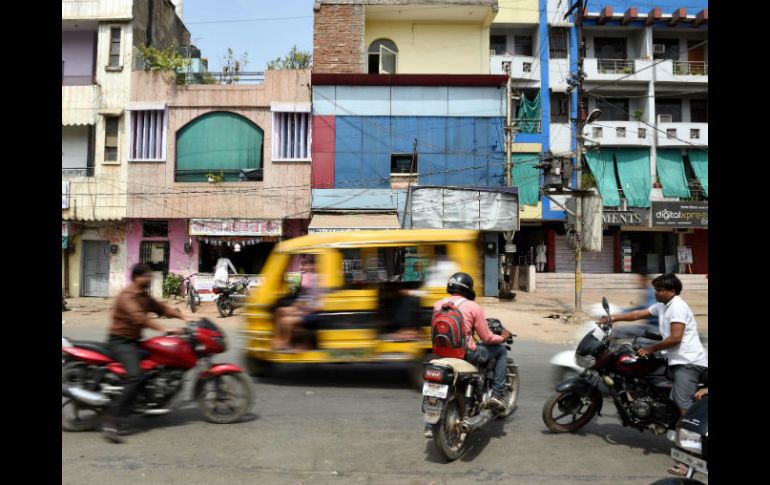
667, 464, 688, 476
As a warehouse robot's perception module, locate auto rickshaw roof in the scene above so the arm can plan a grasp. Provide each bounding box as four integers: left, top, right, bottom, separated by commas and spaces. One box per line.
276, 229, 480, 252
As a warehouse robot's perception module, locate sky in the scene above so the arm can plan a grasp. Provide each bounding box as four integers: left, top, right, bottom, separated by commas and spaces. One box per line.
182, 0, 315, 72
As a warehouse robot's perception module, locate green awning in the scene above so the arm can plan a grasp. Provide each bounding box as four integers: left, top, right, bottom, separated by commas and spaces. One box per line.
510, 153, 541, 206
656, 149, 690, 198
688, 150, 708, 196
584, 149, 619, 207
615, 148, 651, 208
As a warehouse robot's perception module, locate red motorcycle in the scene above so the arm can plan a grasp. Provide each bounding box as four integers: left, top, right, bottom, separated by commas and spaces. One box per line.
61, 319, 253, 431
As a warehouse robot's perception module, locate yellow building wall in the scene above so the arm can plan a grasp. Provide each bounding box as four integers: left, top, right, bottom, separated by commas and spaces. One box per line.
494, 0, 539, 24
365, 21, 490, 74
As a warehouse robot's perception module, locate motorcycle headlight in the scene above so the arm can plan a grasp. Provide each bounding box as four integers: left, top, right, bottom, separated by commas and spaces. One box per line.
676, 428, 702, 454
575, 354, 595, 369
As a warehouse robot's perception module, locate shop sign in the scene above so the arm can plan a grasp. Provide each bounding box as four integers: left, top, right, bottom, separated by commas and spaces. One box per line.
189, 219, 283, 236
677, 246, 693, 264
652, 202, 708, 228
602, 208, 648, 226
62, 182, 70, 209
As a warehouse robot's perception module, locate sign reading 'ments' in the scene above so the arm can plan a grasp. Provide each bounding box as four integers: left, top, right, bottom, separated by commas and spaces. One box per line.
652, 201, 708, 228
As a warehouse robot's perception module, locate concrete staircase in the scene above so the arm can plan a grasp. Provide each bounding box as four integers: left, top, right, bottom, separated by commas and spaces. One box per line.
534, 273, 708, 292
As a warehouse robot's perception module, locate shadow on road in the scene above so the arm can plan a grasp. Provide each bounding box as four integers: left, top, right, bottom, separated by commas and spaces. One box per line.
540, 420, 670, 456
120, 406, 259, 436
423, 414, 518, 464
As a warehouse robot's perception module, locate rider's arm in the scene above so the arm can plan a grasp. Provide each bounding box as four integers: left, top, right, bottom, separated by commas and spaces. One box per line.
600, 308, 653, 324
472, 304, 505, 345
227, 259, 237, 274
638, 322, 684, 357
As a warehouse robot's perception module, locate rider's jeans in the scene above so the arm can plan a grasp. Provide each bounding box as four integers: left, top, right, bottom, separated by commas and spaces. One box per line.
107, 336, 144, 419
466, 343, 508, 395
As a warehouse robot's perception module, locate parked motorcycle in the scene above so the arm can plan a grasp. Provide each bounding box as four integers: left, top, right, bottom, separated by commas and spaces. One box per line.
61, 318, 253, 431
542, 297, 681, 436
667, 394, 708, 481
214, 277, 251, 318
422, 318, 520, 461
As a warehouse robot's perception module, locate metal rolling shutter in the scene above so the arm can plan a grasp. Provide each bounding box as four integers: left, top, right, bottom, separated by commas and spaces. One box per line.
554, 235, 615, 273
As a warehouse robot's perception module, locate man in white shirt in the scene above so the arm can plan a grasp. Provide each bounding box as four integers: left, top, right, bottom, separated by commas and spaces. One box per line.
598, 273, 707, 415
214, 256, 237, 288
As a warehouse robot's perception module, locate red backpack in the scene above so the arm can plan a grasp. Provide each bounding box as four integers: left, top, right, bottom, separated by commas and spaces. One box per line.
431, 297, 468, 359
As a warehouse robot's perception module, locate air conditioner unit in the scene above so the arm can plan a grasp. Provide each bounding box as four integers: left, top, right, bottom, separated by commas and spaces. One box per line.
657, 114, 673, 123
653, 44, 665, 54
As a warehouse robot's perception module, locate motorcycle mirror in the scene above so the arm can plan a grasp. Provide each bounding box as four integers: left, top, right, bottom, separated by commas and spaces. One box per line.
601, 297, 610, 315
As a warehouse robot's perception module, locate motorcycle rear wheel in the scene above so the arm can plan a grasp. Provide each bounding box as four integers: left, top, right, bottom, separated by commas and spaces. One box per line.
197, 373, 253, 424
432, 396, 468, 461
217, 298, 234, 318
188, 287, 198, 313
62, 363, 103, 431
542, 388, 600, 433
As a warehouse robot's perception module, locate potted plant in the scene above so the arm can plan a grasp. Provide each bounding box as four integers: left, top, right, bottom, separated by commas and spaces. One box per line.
633, 109, 644, 122
207, 169, 225, 183
653, 176, 662, 189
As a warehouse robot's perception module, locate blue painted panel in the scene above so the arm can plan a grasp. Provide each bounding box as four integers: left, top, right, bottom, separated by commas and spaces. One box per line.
335, 152, 390, 189
391, 117, 419, 153
391, 87, 449, 116
514, 133, 544, 144
475, 118, 504, 154
419, 153, 447, 186
584, 0, 706, 14
446, 154, 477, 186
335, 117, 362, 153
361, 116, 391, 154
417, 117, 446, 153
446, 118, 475, 154
483, 152, 506, 187
312, 86, 337, 116
334, 86, 391, 115
448, 87, 506, 117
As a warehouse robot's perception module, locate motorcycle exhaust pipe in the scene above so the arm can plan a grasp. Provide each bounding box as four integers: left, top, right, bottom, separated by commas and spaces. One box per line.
62, 384, 110, 407
459, 409, 494, 433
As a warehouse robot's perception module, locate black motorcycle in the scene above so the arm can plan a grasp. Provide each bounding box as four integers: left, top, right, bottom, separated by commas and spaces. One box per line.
213, 277, 251, 317
422, 318, 520, 461
542, 297, 681, 436
668, 394, 708, 481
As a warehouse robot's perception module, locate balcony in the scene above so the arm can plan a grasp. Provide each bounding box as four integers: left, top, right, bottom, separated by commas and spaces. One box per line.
583, 58, 653, 83
490, 55, 540, 82
514, 118, 542, 134
657, 122, 708, 147
582, 121, 652, 146
62, 84, 101, 125
62, 167, 95, 178
656, 60, 708, 83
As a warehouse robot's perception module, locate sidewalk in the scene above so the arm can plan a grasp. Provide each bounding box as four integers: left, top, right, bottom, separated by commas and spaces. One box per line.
62, 288, 707, 346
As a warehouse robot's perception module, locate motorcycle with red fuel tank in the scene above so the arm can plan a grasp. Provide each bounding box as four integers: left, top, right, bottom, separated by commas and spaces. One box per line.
542, 298, 681, 436
61, 318, 253, 431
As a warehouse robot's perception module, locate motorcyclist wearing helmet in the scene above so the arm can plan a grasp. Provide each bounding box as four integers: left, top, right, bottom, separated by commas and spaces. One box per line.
434, 272, 513, 409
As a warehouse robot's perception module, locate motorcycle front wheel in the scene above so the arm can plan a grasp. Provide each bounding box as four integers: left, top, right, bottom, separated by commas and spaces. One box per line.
432, 396, 468, 461
542, 388, 601, 433
217, 297, 234, 317
62, 362, 103, 431
197, 373, 253, 424
188, 287, 198, 313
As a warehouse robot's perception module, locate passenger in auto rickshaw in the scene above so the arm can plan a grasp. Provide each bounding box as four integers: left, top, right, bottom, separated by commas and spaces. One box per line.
271, 256, 321, 351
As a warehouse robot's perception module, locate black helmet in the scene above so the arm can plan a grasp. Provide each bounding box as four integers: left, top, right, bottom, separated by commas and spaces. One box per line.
447, 272, 476, 300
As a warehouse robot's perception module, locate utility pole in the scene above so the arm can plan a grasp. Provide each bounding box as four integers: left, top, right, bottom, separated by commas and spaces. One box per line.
502, 61, 518, 297
573, 0, 586, 313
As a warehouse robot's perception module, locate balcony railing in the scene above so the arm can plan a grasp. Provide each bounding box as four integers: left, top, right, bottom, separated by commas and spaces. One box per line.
176, 71, 265, 85
513, 118, 542, 134
673, 61, 708, 76
597, 59, 635, 75
62, 167, 95, 177
175, 168, 263, 183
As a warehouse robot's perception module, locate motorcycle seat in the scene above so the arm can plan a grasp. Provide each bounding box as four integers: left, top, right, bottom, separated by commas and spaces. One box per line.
70, 341, 117, 360
429, 357, 479, 374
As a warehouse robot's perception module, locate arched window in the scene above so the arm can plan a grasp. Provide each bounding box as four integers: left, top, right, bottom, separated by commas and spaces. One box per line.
176, 112, 264, 182
368, 39, 398, 74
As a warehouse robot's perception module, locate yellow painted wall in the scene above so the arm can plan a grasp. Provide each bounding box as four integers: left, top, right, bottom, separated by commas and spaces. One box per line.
63, 240, 82, 298
494, 0, 539, 24
365, 21, 490, 74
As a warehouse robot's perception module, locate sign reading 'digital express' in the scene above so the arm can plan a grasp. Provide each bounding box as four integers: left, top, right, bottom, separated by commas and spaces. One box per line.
651, 202, 708, 228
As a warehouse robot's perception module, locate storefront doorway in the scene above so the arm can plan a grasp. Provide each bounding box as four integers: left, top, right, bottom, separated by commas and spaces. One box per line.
621, 231, 677, 274
198, 238, 276, 275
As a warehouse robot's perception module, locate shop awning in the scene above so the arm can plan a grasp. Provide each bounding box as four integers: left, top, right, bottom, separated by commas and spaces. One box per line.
584, 149, 620, 207
308, 213, 401, 233
511, 153, 540, 206
656, 149, 690, 198
688, 150, 708, 196
614, 148, 651, 208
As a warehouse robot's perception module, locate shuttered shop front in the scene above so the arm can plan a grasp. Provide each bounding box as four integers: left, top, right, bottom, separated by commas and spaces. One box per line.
554, 235, 615, 273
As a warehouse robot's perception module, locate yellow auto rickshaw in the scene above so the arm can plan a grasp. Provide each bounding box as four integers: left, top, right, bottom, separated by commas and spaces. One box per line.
242, 229, 483, 385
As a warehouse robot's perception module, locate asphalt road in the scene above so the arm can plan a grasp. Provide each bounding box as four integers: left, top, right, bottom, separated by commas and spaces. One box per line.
62, 315, 707, 485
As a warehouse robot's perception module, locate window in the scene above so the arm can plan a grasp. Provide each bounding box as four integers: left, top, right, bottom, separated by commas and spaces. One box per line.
616, 127, 626, 138
62, 125, 95, 177
129, 110, 166, 161
549, 28, 569, 59
143, 221, 168, 237
690, 129, 700, 140
638, 128, 647, 139
104, 117, 119, 162
595, 98, 629, 121
176, 112, 264, 182
592, 127, 603, 138
594, 37, 626, 60
666, 129, 677, 139
109, 27, 121, 67
653, 38, 679, 61
140, 241, 169, 273
490, 35, 507, 55
550, 93, 570, 123
656, 99, 682, 123
272, 112, 311, 160
514, 36, 533, 57
368, 39, 398, 74
690, 99, 708, 123
391, 154, 417, 174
